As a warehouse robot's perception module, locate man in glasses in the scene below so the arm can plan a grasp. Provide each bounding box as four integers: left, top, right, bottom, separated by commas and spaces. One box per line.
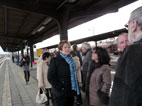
109, 6, 142, 106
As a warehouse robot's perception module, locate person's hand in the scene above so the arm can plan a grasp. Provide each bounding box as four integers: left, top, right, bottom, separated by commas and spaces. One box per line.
39, 85, 44, 88
101, 88, 109, 93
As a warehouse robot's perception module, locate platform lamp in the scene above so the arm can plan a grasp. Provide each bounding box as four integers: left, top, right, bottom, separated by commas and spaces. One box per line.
33, 45, 36, 48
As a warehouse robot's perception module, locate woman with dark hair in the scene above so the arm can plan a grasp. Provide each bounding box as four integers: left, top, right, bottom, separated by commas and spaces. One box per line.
48, 40, 81, 106
21, 53, 30, 85
86, 47, 111, 106
37, 52, 52, 106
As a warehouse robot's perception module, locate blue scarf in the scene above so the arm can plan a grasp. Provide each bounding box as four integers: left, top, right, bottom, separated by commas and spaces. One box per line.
60, 52, 80, 95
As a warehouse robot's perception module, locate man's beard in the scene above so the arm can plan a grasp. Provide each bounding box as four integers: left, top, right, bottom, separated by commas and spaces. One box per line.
128, 31, 135, 44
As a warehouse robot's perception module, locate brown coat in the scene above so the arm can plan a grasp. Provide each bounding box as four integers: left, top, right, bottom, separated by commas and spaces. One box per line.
73, 56, 82, 83
89, 65, 111, 106
37, 60, 52, 88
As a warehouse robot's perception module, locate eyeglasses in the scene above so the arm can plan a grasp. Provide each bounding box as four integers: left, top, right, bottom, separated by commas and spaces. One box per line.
125, 24, 128, 29
125, 20, 134, 29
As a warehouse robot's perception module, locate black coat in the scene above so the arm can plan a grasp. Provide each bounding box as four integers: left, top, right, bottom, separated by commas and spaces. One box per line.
48, 53, 74, 97
20, 55, 30, 67
109, 39, 142, 106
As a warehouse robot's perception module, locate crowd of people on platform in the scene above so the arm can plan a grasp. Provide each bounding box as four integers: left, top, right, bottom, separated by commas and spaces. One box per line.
36, 40, 112, 106
35, 34, 129, 106
37, 6, 142, 106
12, 6, 142, 106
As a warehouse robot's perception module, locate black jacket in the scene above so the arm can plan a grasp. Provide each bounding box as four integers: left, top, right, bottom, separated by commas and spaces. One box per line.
48, 53, 74, 97
20, 55, 30, 67
109, 39, 142, 106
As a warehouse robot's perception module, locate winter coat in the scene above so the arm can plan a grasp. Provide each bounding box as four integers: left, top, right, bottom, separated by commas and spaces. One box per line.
72, 56, 82, 83
88, 65, 111, 106
36, 55, 42, 80
21, 55, 30, 71
48, 53, 75, 97
82, 49, 92, 83
37, 60, 51, 89
109, 39, 142, 106
74, 50, 83, 66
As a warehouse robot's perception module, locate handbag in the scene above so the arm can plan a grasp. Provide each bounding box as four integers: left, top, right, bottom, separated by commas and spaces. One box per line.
36, 88, 47, 104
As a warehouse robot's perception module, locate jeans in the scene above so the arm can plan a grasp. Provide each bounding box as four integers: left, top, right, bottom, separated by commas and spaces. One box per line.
24, 70, 30, 82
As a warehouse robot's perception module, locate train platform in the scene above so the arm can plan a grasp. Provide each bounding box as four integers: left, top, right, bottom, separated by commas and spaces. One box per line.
0, 57, 115, 106
0, 57, 88, 106
0, 57, 48, 106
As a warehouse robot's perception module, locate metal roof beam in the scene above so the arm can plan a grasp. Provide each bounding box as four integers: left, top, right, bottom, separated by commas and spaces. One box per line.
4, 7, 8, 35
0, 42, 20, 46
17, 13, 31, 34
31, 24, 58, 44
0, 1, 57, 17
0, 34, 28, 40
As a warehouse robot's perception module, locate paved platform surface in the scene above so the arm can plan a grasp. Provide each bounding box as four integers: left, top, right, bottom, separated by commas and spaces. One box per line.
0, 58, 87, 106
0, 58, 48, 106
0, 57, 115, 106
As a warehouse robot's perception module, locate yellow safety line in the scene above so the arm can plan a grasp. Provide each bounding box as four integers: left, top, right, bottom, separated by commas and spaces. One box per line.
18, 72, 26, 81
18, 72, 35, 83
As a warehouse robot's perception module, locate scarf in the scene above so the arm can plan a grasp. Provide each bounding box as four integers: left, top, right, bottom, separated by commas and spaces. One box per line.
60, 52, 80, 95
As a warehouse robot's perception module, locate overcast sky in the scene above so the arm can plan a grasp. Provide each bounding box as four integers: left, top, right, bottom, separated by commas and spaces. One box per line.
35, 0, 142, 49
0, 0, 142, 54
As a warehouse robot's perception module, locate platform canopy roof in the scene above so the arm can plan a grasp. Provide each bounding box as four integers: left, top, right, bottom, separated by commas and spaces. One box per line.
0, 0, 137, 52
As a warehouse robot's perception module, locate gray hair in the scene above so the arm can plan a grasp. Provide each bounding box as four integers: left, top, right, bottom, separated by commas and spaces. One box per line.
82, 42, 91, 50
130, 6, 142, 30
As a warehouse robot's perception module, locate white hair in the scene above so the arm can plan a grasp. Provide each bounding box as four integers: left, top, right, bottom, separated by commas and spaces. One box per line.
82, 42, 91, 50
130, 6, 142, 30
118, 32, 128, 36
117, 33, 128, 43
